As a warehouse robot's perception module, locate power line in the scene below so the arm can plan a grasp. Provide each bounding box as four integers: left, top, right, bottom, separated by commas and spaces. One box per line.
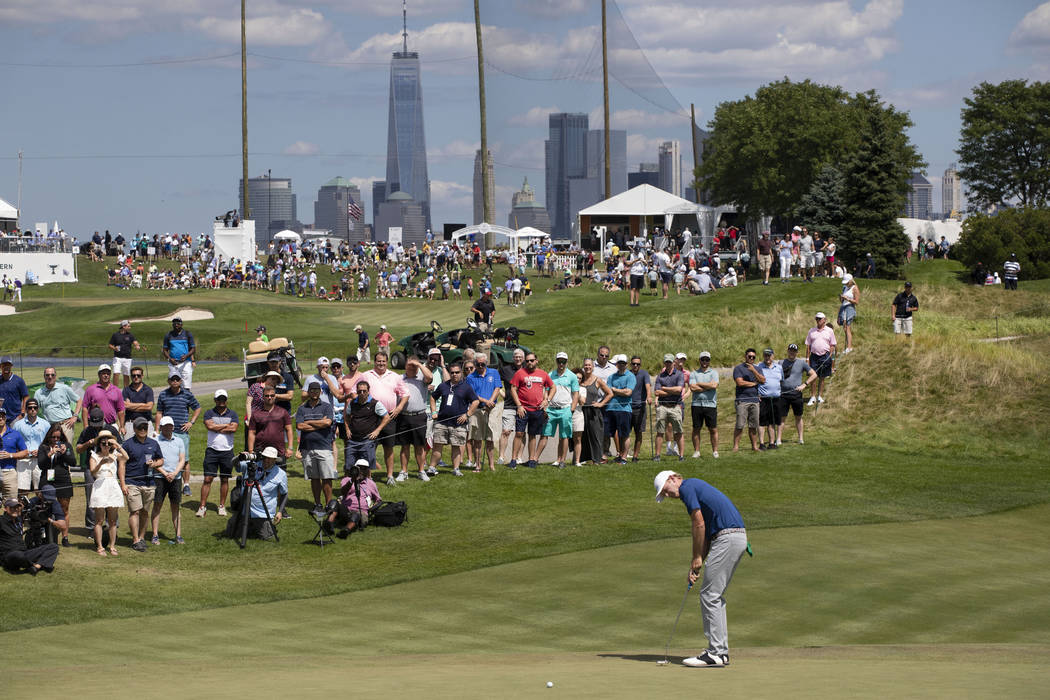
0, 52, 240, 68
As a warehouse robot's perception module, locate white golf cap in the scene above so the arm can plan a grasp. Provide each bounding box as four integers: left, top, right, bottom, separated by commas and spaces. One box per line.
793, 225, 802, 231
428, 348, 441, 356
260, 446, 279, 459
699, 351, 711, 360
265, 371, 282, 379
842, 273, 854, 284
353, 325, 362, 332
675, 352, 687, 360
317, 356, 330, 366
815, 311, 827, 319
355, 458, 370, 468
555, 351, 568, 360
97, 363, 112, 373
614, 354, 628, 364
214, 389, 228, 399
700, 266, 710, 273
663, 353, 674, 362
159, 416, 175, 427
654, 470, 676, 502
120, 320, 130, 327
380, 324, 387, 329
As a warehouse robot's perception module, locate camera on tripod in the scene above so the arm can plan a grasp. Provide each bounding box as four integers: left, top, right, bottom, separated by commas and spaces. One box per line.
344, 461, 367, 482
235, 451, 265, 482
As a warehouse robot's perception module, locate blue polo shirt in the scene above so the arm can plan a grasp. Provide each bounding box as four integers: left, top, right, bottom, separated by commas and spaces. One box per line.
121, 436, 163, 486
250, 465, 288, 518
732, 363, 760, 403
757, 362, 783, 398
156, 388, 200, 433
156, 433, 186, 477
13, 416, 50, 452
0, 427, 27, 470
630, 369, 652, 407
678, 478, 745, 539
606, 370, 636, 413
295, 400, 334, 451
163, 329, 195, 360
466, 368, 502, 403
0, 374, 28, 420
433, 380, 479, 422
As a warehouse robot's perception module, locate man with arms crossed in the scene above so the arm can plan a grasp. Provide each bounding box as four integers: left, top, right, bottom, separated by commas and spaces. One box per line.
731, 349, 763, 452
891, 281, 919, 338
198, 390, 239, 517
654, 470, 748, 668
429, 362, 479, 477
362, 352, 408, 486
296, 380, 336, 516
688, 351, 719, 458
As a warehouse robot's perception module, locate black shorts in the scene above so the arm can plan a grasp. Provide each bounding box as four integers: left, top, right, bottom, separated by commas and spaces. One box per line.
779, 393, 804, 419
691, 405, 717, 429
376, 421, 397, 450
202, 447, 234, 479
759, 396, 781, 427
630, 274, 644, 290
659, 271, 672, 284
604, 410, 631, 438
154, 476, 183, 505
810, 353, 833, 378
631, 405, 646, 436
335, 420, 350, 442
515, 409, 548, 436
397, 411, 428, 447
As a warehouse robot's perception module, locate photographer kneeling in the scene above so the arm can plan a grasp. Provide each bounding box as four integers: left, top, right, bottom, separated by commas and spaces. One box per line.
1, 492, 61, 574
225, 446, 287, 541
322, 458, 381, 539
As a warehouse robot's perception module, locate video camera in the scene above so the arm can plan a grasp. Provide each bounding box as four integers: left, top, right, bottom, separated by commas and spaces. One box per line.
344, 461, 368, 482
234, 451, 265, 482
19, 495, 54, 548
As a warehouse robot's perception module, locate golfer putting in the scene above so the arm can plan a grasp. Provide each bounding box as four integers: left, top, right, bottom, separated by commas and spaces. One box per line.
654, 470, 748, 668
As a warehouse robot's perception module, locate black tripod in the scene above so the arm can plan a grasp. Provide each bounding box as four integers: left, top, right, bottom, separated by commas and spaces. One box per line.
237, 472, 280, 549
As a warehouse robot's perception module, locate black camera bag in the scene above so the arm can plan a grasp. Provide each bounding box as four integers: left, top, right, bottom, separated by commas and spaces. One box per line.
369, 500, 408, 527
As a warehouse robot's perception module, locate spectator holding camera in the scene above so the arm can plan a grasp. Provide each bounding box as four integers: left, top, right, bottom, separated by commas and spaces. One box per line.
38, 424, 76, 546
322, 458, 381, 539
88, 429, 127, 556
1, 496, 61, 575
226, 446, 286, 541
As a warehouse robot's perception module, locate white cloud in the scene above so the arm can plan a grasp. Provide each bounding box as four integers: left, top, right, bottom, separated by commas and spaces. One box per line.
195, 7, 332, 47
348, 176, 381, 192
1011, 2, 1050, 48
282, 140, 320, 156
428, 139, 479, 159
626, 134, 670, 164
513, 0, 589, 19
587, 106, 690, 130
508, 106, 562, 128
287, 0, 464, 18
499, 138, 546, 170
430, 179, 473, 208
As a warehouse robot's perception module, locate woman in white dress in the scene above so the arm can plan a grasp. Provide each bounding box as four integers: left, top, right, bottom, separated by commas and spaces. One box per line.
88, 429, 127, 556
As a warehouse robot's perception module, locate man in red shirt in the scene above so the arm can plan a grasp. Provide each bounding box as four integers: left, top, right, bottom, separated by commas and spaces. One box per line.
509, 352, 555, 470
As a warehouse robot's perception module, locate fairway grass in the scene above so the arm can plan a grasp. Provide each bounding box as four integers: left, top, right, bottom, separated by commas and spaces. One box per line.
2, 504, 1047, 698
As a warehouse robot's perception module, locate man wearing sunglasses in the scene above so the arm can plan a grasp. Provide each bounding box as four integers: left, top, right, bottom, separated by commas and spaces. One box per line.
732, 349, 764, 452
122, 366, 155, 439
35, 367, 81, 445
688, 352, 719, 458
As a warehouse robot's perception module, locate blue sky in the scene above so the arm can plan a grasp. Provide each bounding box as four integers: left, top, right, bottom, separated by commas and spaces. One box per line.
2, 0, 1049, 238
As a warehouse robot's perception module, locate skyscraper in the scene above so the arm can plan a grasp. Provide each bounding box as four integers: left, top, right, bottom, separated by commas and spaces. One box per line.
384, 2, 431, 233
942, 164, 963, 219
904, 172, 933, 220
239, 174, 298, 246
585, 129, 627, 199
658, 141, 682, 198
628, 162, 659, 190
372, 180, 386, 226
545, 112, 588, 239
508, 177, 551, 234
314, 177, 363, 239
473, 148, 494, 225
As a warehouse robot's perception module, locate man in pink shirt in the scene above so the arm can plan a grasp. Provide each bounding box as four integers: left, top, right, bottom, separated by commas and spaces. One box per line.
81, 364, 126, 435
361, 352, 408, 485
804, 312, 836, 406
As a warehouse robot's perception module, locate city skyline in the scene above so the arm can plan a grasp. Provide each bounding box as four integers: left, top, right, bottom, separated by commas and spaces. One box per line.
3, 1, 1049, 237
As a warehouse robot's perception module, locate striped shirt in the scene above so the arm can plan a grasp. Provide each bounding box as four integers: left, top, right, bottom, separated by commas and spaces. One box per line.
1004, 260, 1020, 280
156, 388, 201, 433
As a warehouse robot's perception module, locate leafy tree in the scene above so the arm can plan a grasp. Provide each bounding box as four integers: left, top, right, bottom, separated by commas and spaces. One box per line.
697, 79, 923, 231
837, 92, 918, 278
954, 208, 1050, 280
795, 165, 847, 241
958, 80, 1050, 210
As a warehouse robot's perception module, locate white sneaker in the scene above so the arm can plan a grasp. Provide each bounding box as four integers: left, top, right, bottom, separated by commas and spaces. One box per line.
691, 451, 701, 459
806, 397, 816, 406
775, 440, 782, 446
395, 471, 408, 482
670, 444, 680, 457
496, 457, 506, 465
217, 506, 227, 517
798, 439, 804, 445
195, 506, 206, 518
386, 476, 397, 486
452, 468, 463, 477
419, 471, 430, 482
426, 466, 439, 476
682, 651, 725, 668
464, 460, 474, 468
711, 451, 719, 458
842, 347, 852, 355
817, 396, 826, 404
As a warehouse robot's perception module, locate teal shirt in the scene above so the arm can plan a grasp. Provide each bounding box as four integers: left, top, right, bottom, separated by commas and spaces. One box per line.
35, 383, 79, 423
689, 369, 719, 408
549, 368, 580, 409
607, 371, 636, 412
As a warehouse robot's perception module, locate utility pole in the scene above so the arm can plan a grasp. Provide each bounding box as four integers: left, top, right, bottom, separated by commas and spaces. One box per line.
241, 0, 250, 220
17, 150, 23, 224
267, 168, 271, 242
474, 0, 492, 246
601, 0, 611, 202
690, 103, 700, 204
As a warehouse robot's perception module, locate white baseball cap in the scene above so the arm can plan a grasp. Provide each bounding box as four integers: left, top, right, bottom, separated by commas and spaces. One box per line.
428, 348, 441, 356
654, 470, 676, 502
613, 354, 628, 364
214, 389, 228, 399
842, 273, 854, 284
675, 352, 687, 360
698, 351, 711, 360
793, 225, 802, 231
317, 356, 330, 366
380, 324, 387, 330
159, 416, 175, 427
815, 311, 827, 319
120, 320, 130, 327
555, 351, 568, 360
355, 458, 370, 468
97, 363, 112, 373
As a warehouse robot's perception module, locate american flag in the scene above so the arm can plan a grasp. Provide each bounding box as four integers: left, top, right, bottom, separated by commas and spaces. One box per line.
347, 198, 363, 221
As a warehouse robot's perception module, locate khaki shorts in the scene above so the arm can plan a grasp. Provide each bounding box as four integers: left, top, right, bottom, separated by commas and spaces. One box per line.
894, 317, 913, 335
502, 407, 517, 433
758, 254, 772, 272
433, 421, 468, 446
572, 408, 583, 433
126, 484, 156, 512
735, 401, 760, 430
303, 449, 337, 479
655, 405, 683, 434
469, 406, 495, 442
0, 468, 18, 501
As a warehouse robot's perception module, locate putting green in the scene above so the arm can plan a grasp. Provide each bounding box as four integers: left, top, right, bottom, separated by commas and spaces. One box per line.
3, 504, 1048, 697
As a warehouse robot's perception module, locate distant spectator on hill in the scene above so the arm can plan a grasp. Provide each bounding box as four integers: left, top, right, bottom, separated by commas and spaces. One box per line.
1003, 253, 1020, 291
892, 282, 919, 338
163, 317, 196, 389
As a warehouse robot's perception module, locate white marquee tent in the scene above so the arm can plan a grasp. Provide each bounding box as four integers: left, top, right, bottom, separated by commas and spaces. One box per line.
898, 217, 964, 245
273, 230, 302, 242
450, 223, 517, 245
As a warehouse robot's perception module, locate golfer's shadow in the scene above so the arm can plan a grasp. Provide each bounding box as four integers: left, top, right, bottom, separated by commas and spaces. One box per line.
597, 653, 680, 664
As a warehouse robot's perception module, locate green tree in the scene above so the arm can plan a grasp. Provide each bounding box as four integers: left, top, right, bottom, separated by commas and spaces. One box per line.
958, 80, 1050, 210
954, 208, 1050, 280
837, 92, 918, 278
697, 79, 923, 229
795, 164, 847, 241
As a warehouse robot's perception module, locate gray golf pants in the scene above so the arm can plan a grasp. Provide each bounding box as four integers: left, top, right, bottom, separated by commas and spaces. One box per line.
699, 530, 747, 656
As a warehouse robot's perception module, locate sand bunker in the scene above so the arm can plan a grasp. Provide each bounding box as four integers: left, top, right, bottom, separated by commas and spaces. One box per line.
0, 305, 17, 316
109, 307, 214, 324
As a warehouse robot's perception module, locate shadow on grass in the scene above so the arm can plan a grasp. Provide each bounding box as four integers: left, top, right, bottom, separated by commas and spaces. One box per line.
597, 653, 682, 664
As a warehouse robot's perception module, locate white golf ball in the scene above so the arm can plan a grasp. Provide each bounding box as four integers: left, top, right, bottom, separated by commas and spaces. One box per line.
547, 681, 554, 688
